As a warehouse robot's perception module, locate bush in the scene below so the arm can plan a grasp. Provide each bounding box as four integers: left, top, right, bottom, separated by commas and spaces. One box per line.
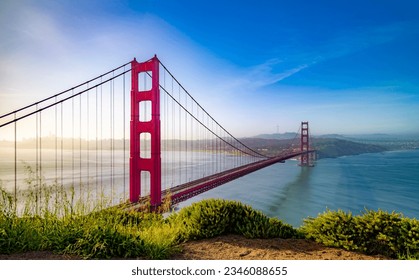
170, 199, 298, 240
301, 209, 419, 259
63, 209, 178, 259
354, 209, 402, 256
301, 209, 359, 251
398, 217, 419, 259
64, 223, 145, 259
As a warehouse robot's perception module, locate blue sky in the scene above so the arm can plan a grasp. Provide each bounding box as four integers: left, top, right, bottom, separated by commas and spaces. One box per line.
1, 0, 419, 136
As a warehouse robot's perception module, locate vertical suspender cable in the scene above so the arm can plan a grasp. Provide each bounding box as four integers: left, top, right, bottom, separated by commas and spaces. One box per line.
162, 67, 165, 190
163, 68, 167, 190
39, 110, 42, 210
206, 114, 209, 177
199, 109, 201, 176
171, 77, 174, 187
185, 89, 188, 182
55, 96, 58, 184
87, 84, 90, 193
123, 67, 126, 199
79, 93, 82, 195
60, 102, 63, 189
212, 120, 215, 173
178, 84, 181, 183
100, 79, 103, 201
109, 77, 113, 202
54, 96, 58, 209
35, 105, 39, 213
112, 74, 115, 201
191, 99, 197, 180
14, 113, 17, 209
95, 86, 99, 199
72, 94, 75, 190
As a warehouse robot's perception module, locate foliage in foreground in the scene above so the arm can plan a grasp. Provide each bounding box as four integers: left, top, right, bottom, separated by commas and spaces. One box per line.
0, 185, 297, 259
169, 199, 299, 240
1, 181, 419, 260
301, 209, 419, 259
0, 182, 179, 259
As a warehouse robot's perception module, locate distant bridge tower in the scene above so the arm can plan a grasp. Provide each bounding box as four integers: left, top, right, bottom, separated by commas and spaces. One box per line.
300, 121, 312, 166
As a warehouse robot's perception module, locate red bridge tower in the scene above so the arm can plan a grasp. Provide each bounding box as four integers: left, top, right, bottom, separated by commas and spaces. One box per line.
130, 56, 161, 205
300, 121, 313, 166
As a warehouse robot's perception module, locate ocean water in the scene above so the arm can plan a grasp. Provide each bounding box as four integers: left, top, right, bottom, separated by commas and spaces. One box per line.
177, 150, 419, 227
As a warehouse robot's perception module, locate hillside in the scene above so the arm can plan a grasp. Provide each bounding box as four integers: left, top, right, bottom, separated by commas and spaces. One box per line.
311, 138, 387, 159
241, 137, 387, 159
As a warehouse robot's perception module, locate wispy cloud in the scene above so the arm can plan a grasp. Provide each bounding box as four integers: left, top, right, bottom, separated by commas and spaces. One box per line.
247, 59, 311, 87
303, 20, 419, 68
222, 19, 419, 97
211, 59, 314, 96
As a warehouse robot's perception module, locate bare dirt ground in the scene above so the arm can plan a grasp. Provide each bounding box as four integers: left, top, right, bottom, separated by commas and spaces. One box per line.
0, 235, 387, 260
172, 235, 387, 260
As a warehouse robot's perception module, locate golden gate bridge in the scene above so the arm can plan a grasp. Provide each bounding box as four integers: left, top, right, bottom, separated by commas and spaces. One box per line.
0, 55, 315, 210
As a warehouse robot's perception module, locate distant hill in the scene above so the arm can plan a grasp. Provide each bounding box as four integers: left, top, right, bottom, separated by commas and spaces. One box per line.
311, 138, 387, 159
254, 132, 297, 140
240, 136, 387, 159
317, 134, 346, 139
316, 133, 419, 150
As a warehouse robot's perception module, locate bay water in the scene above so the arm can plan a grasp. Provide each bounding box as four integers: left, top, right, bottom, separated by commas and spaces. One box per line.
177, 149, 419, 227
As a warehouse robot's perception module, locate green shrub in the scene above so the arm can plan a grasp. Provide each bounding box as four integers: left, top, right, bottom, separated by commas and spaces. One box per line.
354, 209, 402, 256
63, 209, 176, 259
301, 209, 359, 251
170, 199, 236, 240
139, 221, 181, 259
0, 216, 43, 253
397, 217, 419, 259
170, 199, 298, 240
301, 209, 419, 259
64, 224, 145, 259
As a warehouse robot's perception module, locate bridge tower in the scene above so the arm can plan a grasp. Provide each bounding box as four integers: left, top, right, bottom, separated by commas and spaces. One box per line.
130, 56, 161, 205
300, 121, 311, 166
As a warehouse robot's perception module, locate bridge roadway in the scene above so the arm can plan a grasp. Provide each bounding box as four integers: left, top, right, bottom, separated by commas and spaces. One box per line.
126, 150, 313, 208
129, 150, 314, 210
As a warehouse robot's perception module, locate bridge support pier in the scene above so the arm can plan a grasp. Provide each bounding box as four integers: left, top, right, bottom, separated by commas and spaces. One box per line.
130, 56, 161, 206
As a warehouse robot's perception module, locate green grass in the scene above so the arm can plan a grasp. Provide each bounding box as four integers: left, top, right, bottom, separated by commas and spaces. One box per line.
0, 184, 180, 259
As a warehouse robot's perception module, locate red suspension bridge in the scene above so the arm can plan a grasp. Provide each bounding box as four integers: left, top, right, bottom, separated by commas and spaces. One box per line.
0, 55, 315, 209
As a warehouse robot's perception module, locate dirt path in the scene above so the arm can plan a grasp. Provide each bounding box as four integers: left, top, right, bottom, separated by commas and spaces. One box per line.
0, 235, 387, 260
172, 235, 387, 260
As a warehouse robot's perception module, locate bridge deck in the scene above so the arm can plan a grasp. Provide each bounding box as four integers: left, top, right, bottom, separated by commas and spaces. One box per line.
131, 150, 314, 208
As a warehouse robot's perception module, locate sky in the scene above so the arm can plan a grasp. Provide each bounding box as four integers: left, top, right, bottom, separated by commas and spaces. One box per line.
1, 0, 419, 137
